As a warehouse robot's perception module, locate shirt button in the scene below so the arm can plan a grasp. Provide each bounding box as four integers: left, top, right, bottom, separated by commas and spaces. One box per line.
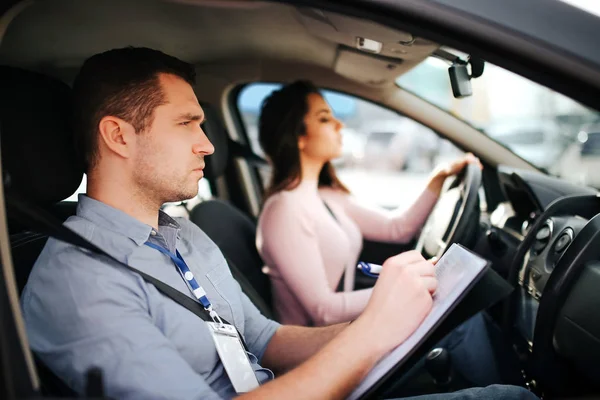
150, 230, 157, 236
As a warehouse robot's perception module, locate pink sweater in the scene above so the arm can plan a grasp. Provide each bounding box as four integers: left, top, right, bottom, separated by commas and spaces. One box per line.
256, 179, 438, 326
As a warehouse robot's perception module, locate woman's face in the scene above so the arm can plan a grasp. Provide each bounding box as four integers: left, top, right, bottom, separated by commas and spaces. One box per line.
298, 93, 344, 163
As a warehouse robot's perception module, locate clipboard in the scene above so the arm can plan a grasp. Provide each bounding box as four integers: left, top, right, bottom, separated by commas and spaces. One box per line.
350, 243, 513, 400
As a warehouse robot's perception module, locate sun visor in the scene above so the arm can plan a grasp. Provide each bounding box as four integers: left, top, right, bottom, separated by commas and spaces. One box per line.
333, 48, 402, 87
295, 8, 436, 61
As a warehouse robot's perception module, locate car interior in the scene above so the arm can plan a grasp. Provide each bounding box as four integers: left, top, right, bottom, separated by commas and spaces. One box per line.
1, 0, 600, 398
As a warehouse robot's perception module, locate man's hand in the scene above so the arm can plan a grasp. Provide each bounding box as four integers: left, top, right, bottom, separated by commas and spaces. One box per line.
239, 251, 438, 400
353, 250, 437, 358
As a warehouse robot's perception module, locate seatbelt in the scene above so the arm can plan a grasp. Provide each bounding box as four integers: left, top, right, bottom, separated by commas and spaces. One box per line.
321, 200, 346, 292
5, 193, 248, 350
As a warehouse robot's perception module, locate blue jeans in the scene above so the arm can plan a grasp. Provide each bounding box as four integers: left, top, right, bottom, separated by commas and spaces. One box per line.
394, 385, 538, 399
436, 313, 502, 386
384, 312, 520, 398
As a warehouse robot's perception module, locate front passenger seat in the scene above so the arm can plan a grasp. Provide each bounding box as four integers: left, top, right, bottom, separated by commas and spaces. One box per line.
192, 104, 274, 319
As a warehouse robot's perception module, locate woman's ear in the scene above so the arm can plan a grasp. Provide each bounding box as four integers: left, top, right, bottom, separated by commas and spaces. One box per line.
298, 135, 306, 151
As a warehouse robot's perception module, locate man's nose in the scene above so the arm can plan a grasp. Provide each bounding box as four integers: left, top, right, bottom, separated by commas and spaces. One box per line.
193, 127, 215, 155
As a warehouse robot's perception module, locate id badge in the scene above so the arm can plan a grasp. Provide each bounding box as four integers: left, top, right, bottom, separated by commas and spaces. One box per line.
206, 322, 260, 393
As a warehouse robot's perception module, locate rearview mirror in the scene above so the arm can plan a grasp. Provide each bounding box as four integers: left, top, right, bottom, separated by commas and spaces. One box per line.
449, 64, 472, 98
448, 57, 485, 98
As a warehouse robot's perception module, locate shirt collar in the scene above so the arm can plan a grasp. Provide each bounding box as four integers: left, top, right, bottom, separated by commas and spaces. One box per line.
76, 194, 181, 246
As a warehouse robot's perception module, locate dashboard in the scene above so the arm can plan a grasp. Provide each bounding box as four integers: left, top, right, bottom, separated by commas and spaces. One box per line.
515, 215, 587, 340
486, 166, 600, 393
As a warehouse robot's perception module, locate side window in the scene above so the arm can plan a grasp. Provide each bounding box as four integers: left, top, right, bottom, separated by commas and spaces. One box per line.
237, 83, 463, 209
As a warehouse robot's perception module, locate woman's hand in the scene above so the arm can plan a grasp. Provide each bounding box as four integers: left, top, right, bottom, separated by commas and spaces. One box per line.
427, 153, 482, 195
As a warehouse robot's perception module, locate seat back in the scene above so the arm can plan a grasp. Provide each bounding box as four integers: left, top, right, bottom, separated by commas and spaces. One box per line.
1, 66, 84, 396
193, 105, 273, 317
11, 202, 78, 294
189, 200, 273, 312
0, 66, 84, 294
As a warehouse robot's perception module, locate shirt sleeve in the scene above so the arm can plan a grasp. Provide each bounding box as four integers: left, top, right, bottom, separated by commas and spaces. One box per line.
321, 187, 439, 244
258, 195, 372, 326
22, 247, 223, 400
238, 288, 281, 361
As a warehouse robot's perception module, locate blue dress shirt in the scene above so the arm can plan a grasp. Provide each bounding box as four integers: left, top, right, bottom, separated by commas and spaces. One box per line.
21, 195, 280, 400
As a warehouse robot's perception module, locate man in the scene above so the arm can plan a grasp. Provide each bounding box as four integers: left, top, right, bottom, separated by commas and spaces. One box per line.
21, 47, 536, 400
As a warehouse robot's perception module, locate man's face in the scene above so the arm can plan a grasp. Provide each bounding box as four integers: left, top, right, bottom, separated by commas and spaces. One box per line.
131, 73, 214, 204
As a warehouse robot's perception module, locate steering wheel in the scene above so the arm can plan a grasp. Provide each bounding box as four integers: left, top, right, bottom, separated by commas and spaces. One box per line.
415, 163, 482, 259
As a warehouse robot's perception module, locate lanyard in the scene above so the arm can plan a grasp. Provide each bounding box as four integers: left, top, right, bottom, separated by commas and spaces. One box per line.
144, 241, 224, 325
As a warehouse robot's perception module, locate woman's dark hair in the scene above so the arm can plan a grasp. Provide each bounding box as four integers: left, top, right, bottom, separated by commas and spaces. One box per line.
258, 80, 349, 198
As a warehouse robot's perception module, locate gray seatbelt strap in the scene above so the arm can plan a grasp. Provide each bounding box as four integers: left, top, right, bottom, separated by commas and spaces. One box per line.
322, 200, 346, 293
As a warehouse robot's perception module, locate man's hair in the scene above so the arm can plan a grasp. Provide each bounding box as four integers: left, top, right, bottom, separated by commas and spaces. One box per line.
72, 47, 196, 171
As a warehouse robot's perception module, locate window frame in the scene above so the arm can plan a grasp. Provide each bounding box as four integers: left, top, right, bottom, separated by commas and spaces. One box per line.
227, 82, 495, 211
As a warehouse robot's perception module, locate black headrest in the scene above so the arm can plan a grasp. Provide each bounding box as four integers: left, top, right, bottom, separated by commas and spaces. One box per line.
201, 103, 269, 181
0, 66, 83, 206
201, 103, 229, 180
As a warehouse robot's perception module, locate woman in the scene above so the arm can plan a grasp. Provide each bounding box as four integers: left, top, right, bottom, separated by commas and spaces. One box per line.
256, 80, 480, 327
255, 81, 515, 388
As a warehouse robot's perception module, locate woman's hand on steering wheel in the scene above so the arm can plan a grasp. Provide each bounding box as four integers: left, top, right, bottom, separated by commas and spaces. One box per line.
428, 153, 483, 195
416, 156, 483, 258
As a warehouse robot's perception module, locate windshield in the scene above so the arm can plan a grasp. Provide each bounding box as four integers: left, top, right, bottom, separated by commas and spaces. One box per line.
561, 0, 600, 17
396, 57, 600, 188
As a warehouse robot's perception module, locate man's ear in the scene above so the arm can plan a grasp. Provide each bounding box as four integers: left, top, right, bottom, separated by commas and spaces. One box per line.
97, 116, 136, 159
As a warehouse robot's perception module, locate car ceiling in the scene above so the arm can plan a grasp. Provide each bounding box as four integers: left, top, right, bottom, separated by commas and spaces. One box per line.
0, 0, 535, 173
0, 0, 437, 87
